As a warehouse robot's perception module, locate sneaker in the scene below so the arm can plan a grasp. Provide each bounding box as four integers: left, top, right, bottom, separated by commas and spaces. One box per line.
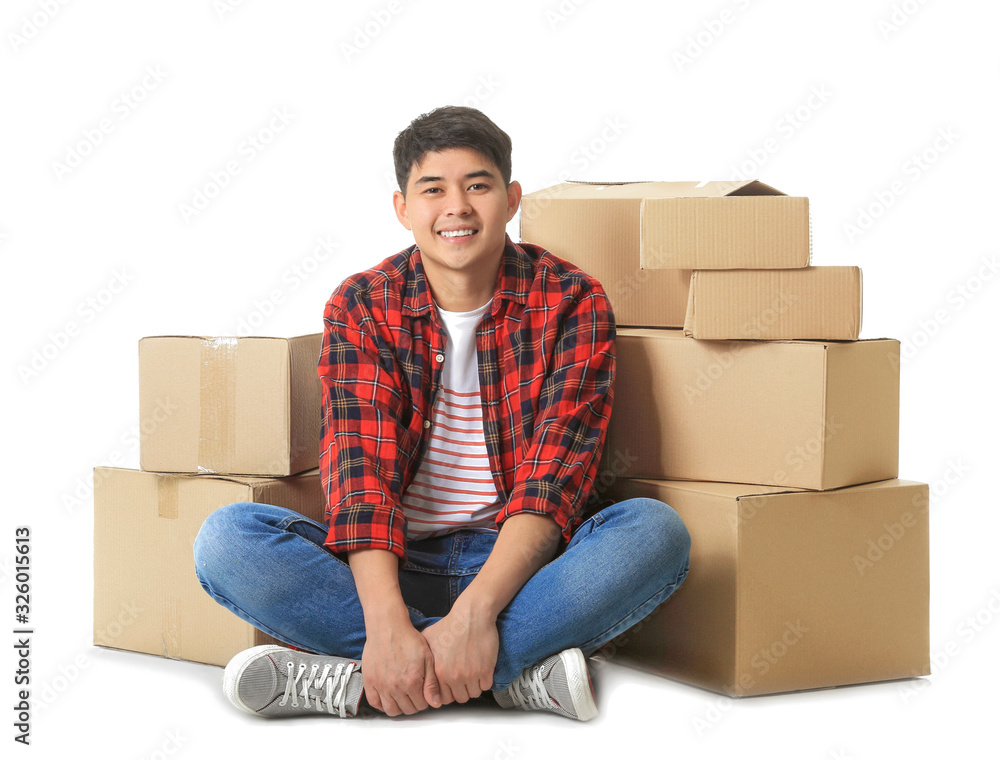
223, 645, 364, 718
493, 647, 598, 721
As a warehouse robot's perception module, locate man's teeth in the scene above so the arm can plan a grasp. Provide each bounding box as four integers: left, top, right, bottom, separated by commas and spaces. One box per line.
439, 229, 476, 238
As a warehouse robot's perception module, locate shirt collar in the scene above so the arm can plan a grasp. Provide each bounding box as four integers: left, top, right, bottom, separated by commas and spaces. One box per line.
401, 234, 533, 318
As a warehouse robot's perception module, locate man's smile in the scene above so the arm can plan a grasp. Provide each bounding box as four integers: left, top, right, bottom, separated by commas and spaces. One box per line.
437, 227, 479, 240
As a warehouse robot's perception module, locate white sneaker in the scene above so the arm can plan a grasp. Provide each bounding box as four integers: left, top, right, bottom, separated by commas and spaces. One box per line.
223, 645, 363, 718
493, 648, 598, 721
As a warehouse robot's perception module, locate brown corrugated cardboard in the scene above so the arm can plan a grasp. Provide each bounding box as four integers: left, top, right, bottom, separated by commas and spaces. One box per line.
683, 266, 863, 340
604, 477, 930, 697
520, 182, 691, 328
93, 466, 327, 667
138, 334, 322, 476
638, 181, 811, 270
519, 181, 810, 328
605, 329, 899, 490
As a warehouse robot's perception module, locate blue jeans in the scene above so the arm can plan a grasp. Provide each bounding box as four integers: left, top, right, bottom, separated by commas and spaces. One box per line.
193, 498, 689, 690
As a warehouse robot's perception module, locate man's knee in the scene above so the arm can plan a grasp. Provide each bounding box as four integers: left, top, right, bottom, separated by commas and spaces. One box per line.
620, 497, 691, 572
655, 501, 690, 558
192, 502, 256, 582
194, 501, 251, 545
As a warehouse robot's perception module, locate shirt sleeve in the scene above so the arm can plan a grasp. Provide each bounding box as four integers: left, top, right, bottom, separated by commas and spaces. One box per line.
317, 288, 411, 560
496, 282, 616, 543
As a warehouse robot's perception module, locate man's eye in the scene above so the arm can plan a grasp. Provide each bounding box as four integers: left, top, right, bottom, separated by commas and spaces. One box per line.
469, 183, 488, 191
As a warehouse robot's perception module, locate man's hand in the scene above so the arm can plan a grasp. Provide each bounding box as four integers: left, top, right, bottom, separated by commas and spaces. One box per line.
349, 548, 442, 716
360, 609, 441, 716
421, 602, 499, 704
420, 513, 562, 704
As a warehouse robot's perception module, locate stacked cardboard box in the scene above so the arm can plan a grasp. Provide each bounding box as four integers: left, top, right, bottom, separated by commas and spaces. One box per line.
93, 334, 326, 667
521, 181, 930, 697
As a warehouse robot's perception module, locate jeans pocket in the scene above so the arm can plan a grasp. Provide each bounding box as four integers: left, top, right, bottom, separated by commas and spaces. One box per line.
278, 515, 331, 547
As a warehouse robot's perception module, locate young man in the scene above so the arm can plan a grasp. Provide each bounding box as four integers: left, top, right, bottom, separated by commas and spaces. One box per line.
193, 106, 690, 721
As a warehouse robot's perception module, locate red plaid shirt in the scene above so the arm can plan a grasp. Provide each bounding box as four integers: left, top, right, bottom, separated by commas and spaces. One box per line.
317, 235, 616, 562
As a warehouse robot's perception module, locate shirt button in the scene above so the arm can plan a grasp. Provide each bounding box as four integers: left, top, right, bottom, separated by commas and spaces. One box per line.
435, 353, 445, 363
423, 420, 431, 429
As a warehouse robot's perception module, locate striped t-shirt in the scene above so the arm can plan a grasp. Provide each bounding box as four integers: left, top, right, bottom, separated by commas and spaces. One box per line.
400, 301, 500, 540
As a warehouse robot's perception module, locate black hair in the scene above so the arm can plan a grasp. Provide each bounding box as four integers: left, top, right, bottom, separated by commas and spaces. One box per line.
393, 106, 512, 194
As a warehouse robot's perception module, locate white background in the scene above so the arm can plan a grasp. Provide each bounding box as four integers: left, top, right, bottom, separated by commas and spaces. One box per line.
3, 0, 998, 757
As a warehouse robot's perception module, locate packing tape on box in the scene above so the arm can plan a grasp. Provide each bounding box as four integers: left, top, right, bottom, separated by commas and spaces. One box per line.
161, 596, 182, 657
198, 337, 238, 474
156, 474, 179, 520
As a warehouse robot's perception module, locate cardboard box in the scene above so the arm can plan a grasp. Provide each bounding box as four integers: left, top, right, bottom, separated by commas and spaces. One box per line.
604, 477, 930, 697
93, 466, 327, 667
683, 266, 863, 340
520, 182, 692, 328
637, 180, 811, 270
605, 329, 899, 490
138, 334, 322, 476
520, 181, 809, 327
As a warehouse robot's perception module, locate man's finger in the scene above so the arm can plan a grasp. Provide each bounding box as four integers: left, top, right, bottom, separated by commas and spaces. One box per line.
405, 685, 429, 714
365, 685, 383, 714
424, 660, 443, 708
438, 682, 454, 706
380, 694, 401, 717
451, 683, 471, 704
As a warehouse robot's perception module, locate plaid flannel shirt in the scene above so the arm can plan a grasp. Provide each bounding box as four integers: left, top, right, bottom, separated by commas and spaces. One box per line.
317, 235, 616, 562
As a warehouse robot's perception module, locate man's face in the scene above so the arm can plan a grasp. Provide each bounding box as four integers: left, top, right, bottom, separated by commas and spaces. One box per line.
393, 147, 521, 286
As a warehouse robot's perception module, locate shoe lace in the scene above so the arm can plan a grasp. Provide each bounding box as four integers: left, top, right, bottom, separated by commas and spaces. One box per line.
279, 660, 357, 717
509, 665, 555, 711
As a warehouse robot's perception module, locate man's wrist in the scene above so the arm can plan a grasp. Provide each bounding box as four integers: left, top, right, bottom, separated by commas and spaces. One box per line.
348, 547, 413, 631
362, 596, 412, 627
450, 588, 502, 624
452, 513, 562, 624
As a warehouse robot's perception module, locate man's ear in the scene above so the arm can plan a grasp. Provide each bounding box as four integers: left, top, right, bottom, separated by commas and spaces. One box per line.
505, 180, 523, 222
392, 189, 412, 231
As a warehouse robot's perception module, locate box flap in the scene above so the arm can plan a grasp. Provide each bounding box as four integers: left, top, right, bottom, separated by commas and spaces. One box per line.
95, 465, 318, 487
628, 477, 805, 500
522, 179, 788, 201
627, 476, 919, 500
618, 327, 853, 348
140, 335, 311, 342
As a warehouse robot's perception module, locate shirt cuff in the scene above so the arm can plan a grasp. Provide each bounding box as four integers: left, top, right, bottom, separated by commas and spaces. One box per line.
323, 502, 408, 561
498, 480, 579, 543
